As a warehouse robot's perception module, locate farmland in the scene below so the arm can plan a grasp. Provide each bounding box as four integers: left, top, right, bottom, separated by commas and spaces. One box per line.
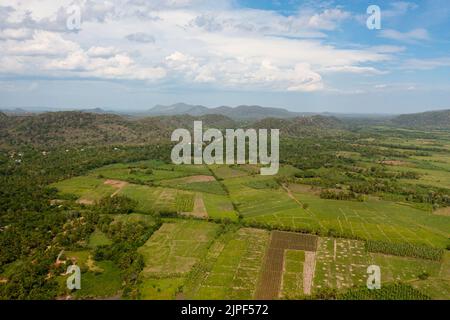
3, 123, 450, 300
45, 141, 450, 300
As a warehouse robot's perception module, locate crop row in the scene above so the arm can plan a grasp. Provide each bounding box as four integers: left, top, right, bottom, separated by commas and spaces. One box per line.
365, 240, 444, 261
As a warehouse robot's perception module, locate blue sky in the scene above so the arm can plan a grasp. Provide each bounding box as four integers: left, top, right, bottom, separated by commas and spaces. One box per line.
0, 0, 449, 114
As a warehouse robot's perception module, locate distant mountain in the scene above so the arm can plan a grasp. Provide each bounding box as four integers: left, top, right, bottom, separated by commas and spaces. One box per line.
79, 108, 111, 114
149, 103, 209, 116
392, 109, 450, 129
147, 103, 311, 120
0, 107, 32, 115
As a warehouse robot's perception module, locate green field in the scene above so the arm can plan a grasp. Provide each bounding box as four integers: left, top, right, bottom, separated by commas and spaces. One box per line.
190, 228, 269, 299
281, 250, 305, 298
138, 221, 220, 276
52, 158, 450, 250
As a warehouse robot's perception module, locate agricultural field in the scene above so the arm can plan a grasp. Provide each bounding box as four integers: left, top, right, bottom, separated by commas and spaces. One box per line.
189, 228, 269, 300
43, 135, 450, 300
281, 250, 305, 299
138, 221, 220, 276
57, 250, 122, 299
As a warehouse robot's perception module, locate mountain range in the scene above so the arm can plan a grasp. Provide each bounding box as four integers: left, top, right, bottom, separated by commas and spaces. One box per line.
146, 103, 314, 120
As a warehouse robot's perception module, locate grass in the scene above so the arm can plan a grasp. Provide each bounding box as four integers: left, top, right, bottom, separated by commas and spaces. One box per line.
411, 279, 450, 300
71, 261, 122, 299
88, 229, 112, 248
281, 250, 305, 298
314, 238, 369, 292
261, 188, 450, 248
313, 237, 446, 295
139, 277, 184, 300
91, 161, 210, 184
225, 176, 309, 221
162, 180, 227, 195
138, 221, 220, 277
175, 192, 195, 212
118, 184, 162, 213
203, 193, 238, 221
64, 250, 90, 268
191, 228, 269, 300
111, 213, 156, 225
369, 253, 441, 282
51, 176, 115, 201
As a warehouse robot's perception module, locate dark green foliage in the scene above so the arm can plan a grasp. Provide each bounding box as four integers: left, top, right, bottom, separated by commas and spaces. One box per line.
339, 283, 430, 300
366, 240, 444, 261
320, 189, 364, 201
96, 195, 138, 215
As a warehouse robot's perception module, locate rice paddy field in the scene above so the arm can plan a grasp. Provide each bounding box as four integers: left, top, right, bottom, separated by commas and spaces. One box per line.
49, 152, 450, 300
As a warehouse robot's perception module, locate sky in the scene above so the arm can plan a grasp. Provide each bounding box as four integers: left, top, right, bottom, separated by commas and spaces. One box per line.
0, 0, 449, 114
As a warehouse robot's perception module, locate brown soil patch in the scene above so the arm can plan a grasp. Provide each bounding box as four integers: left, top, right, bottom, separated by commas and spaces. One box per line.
254, 231, 318, 300
104, 179, 129, 197
434, 207, 450, 217
77, 199, 94, 205
379, 160, 407, 166
167, 175, 216, 184
287, 183, 320, 195
104, 179, 128, 188
303, 252, 316, 295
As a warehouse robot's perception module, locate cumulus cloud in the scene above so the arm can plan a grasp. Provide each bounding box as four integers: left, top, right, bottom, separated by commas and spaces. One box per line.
125, 32, 155, 43
380, 28, 430, 43
0, 0, 391, 92
0, 28, 34, 41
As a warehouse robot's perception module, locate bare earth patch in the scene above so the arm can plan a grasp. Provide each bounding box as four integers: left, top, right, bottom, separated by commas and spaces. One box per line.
286, 183, 320, 195
303, 252, 316, 295
182, 193, 208, 218
379, 160, 408, 166
76, 199, 94, 205
434, 207, 450, 216
167, 175, 216, 184
104, 179, 129, 197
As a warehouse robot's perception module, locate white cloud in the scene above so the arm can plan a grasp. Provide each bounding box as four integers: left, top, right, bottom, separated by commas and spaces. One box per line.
0, 1, 392, 92
383, 1, 418, 18
400, 57, 450, 70
379, 28, 430, 43
320, 66, 386, 75
0, 28, 34, 41
305, 8, 350, 31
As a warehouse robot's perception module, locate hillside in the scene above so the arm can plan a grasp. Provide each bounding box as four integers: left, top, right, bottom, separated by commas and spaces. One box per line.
251, 115, 343, 137
0, 112, 237, 149
392, 110, 450, 129
147, 103, 309, 120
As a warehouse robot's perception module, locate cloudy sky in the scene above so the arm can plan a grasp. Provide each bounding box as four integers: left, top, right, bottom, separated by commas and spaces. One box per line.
0, 0, 449, 113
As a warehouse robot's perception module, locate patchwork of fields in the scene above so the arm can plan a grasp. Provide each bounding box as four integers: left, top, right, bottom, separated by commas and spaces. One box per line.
50, 155, 450, 300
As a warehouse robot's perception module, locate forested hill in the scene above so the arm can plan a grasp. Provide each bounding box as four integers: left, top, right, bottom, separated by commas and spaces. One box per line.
251, 116, 343, 136
0, 111, 347, 149
392, 110, 450, 129
0, 112, 238, 149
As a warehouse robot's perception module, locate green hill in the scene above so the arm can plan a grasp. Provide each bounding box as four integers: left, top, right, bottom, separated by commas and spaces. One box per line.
392, 110, 450, 129
251, 115, 343, 137
0, 112, 237, 149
